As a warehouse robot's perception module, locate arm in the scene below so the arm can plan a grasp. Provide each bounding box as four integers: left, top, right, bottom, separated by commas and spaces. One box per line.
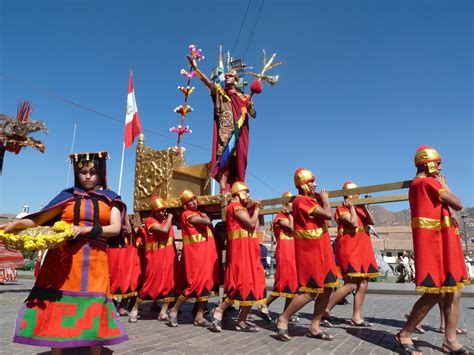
235, 201, 261, 229
339, 201, 359, 228
188, 213, 212, 227
247, 100, 256, 118
188, 55, 216, 94
149, 214, 173, 234
436, 175, 463, 211
0, 205, 63, 232
278, 214, 294, 233
73, 206, 123, 238
311, 190, 332, 220
360, 204, 375, 225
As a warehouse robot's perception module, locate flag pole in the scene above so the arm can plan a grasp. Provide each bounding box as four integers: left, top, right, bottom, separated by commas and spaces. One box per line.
118, 141, 126, 195
66, 123, 77, 187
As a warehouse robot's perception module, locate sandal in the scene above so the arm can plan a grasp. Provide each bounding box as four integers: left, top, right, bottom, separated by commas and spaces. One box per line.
157, 314, 169, 321
394, 332, 420, 354
194, 319, 210, 327
306, 330, 334, 341
441, 343, 473, 354
167, 313, 178, 327
290, 315, 301, 323
350, 319, 372, 327
209, 308, 222, 333
274, 318, 291, 342
260, 310, 273, 323
321, 318, 333, 328
440, 327, 468, 336
128, 310, 138, 323
235, 322, 258, 332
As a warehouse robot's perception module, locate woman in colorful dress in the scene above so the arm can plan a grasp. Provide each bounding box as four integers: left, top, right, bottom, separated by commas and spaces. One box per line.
276, 168, 338, 341
168, 190, 219, 327
0, 241, 24, 283
0, 151, 128, 354
129, 196, 182, 323
209, 181, 266, 332
260, 192, 299, 323
397, 145, 470, 354
324, 181, 380, 327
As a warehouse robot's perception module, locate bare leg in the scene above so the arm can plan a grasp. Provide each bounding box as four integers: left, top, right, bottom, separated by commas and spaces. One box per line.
309, 288, 333, 337
278, 292, 315, 330
158, 301, 170, 320
237, 306, 251, 324
283, 297, 292, 312
89, 346, 101, 355
219, 173, 228, 193
326, 281, 357, 314
442, 291, 463, 350
118, 298, 129, 315
129, 300, 140, 322
399, 293, 441, 346
352, 278, 368, 323
169, 299, 185, 320
195, 301, 207, 323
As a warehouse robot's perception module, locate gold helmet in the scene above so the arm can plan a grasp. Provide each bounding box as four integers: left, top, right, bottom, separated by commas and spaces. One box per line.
180, 189, 197, 205
294, 168, 315, 193
150, 196, 166, 211
281, 191, 293, 208
342, 181, 358, 200
414, 145, 442, 174
231, 181, 250, 200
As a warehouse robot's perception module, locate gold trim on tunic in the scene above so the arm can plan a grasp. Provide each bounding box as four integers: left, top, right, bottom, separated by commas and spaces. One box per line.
411, 217, 441, 231
270, 291, 296, 298
278, 232, 293, 240
338, 226, 370, 236
182, 230, 213, 245
228, 229, 257, 240
145, 238, 173, 251
293, 226, 328, 240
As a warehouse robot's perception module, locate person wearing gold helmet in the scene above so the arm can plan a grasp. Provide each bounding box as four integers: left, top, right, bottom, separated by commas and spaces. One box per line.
397, 145, 469, 355
168, 190, 219, 327
129, 196, 183, 323
275, 168, 338, 342
260, 192, 300, 323
188, 55, 256, 194
209, 181, 266, 333
324, 181, 381, 327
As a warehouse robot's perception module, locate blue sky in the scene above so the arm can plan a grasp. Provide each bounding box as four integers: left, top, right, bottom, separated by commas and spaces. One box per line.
1, 0, 472, 214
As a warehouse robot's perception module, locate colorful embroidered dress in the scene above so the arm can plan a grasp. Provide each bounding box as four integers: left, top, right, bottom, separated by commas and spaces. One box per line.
0, 242, 24, 282
224, 201, 266, 305
270, 212, 298, 298
178, 210, 219, 301
334, 205, 380, 278
409, 176, 468, 293
13, 188, 128, 347
138, 216, 182, 302
292, 195, 338, 293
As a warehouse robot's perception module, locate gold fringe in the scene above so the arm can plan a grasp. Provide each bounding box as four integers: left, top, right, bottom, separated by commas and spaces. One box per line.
111, 291, 137, 299
416, 286, 442, 294
324, 281, 340, 289
178, 292, 217, 303
163, 296, 178, 303
346, 272, 382, 279
299, 286, 323, 294
415, 284, 465, 294
224, 297, 266, 306
136, 295, 179, 304
270, 291, 295, 298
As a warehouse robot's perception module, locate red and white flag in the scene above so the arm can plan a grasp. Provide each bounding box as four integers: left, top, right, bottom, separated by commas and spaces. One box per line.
124, 71, 142, 148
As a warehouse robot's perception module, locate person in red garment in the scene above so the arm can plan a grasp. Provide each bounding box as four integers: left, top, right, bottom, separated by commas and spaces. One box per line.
260, 192, 299, 323
188, 55, 256, 193
129, 196, 182, 323
275, 168, 338, 341
324, 181, 381, 326
396, 145, 470, 355
209, 181, 266, 332
168, 190, 219, 327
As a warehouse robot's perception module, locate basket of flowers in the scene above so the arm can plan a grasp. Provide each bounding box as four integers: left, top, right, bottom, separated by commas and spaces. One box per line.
0, 221, 75, 251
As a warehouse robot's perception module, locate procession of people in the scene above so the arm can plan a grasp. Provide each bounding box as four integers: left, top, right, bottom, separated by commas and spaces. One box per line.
0, 142, 471, 355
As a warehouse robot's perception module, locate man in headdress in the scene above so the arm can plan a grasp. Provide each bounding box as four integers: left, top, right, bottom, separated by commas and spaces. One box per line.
397, 145, 470, 354
188, 56, 256, 193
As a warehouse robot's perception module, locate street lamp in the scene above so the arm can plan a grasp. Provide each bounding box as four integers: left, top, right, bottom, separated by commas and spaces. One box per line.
461, 212, 468, 253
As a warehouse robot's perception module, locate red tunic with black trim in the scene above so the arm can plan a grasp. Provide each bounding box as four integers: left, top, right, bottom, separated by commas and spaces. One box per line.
271, 212, 298, 298
139, 216, 183, 301
334, 206, 380, 278
224, 201, 266, 305
179, 210, 219, 301
292, 195, 338, 293
409, 176, 467, 293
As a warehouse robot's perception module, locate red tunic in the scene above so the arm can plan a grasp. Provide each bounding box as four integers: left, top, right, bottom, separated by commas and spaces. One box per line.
224, 201, 266, 305
334, 206, 380, 278
409, 176, 467, 293
179, 210, 219, 301
138, 217, 183, 301
292, 195, 338, 293
270, 212, 298, 298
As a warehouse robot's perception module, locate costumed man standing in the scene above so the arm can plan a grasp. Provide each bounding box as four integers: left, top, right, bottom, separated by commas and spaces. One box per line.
275, 168, 338, 341
1, 152, 128, 354
188, 55, 256, 193
209, 182, 267, 332
129, 196, 183, 323
168, 190, 219, 327
324, 181, 381, 326
396, 146, 470, 355
260, 192, 300, 323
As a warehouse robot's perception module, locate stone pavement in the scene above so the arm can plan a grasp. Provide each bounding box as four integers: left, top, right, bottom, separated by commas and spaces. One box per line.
0, 279, 473, 354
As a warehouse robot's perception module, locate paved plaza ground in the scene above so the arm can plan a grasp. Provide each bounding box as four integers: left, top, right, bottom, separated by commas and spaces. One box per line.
0, 279, 472, 354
